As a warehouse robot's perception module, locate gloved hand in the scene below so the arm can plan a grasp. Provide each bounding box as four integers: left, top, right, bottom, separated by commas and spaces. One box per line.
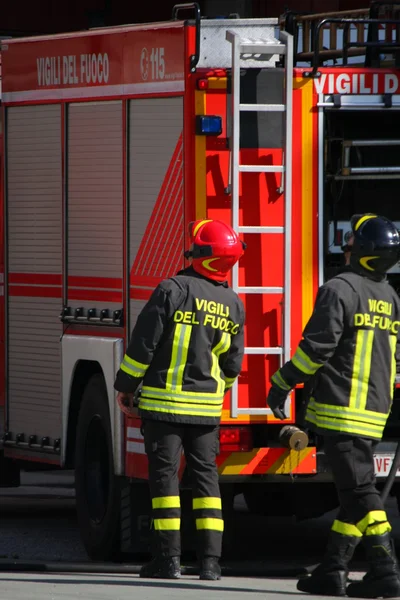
267, 384, 290, 420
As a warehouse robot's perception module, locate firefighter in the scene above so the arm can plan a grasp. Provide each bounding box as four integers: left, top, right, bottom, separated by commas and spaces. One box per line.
267, 214, 400, 598
114, 219, 246, 581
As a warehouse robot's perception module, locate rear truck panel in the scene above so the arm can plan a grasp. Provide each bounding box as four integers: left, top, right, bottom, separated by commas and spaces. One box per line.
125, 416, 317, 479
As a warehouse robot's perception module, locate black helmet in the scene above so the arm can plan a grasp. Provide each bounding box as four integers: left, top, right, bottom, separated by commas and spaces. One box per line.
350, 214, 400, 275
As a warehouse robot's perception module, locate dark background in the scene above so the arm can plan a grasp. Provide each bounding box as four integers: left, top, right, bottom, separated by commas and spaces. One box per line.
0, 0, 375, 37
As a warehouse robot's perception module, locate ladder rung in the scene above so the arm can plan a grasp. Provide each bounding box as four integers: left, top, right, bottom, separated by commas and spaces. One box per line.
239, 103, 285, 112
239, 165, 284, 173
240, 43, 286, 56
238, 286, 283, 294
245, 347, 283, 355
238, 226, 284, 234
235, 408, 274, 415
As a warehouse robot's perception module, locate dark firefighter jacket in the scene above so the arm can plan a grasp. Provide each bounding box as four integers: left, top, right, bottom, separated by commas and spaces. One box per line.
114, 267, 245, 425
272, 268, 400, 440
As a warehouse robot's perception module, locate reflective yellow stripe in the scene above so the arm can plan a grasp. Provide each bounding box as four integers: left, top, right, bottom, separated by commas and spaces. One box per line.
193, 497, 222, 510
212, 333, 231, 395
359, 256, 379, 271
331, 520, 362, 538
120, 363, 143, 377
307, 398, 387, 423
154, 518, 181, 531
166, 324, 192, 391
141, 390, 223, 405
356, 510, 388, 534
292, 346, 322, 376
224, 376, 236, 390
349, 329, 374, 411
152, 496, 181, 509
124, 355, 148, 371
143, 385, 223, 400
196, 518, 224, 531
354, 214, 377, 231
120, 354, 149, 378
140, 397, 222, 417
365, 521, 392, 536
177, 325, 192, 389
193, 219, 213, 236
271, 370, 291, 391
305, 402, 386, 439
390, 335, 397, 399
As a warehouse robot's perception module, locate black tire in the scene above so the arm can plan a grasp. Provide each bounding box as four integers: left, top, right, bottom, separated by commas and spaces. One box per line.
75, 373, 121, 561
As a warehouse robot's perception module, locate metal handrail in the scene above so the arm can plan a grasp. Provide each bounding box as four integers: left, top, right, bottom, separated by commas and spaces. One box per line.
172, 2, 201, 72
304, 17, 400, 78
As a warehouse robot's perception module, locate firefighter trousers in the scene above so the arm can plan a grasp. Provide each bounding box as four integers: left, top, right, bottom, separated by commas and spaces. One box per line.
142, 419, 223, 558
324, 435, 392, 537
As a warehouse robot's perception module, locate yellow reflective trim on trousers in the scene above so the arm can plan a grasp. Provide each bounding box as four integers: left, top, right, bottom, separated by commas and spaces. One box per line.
195, 518, 224, 531
166, 324, 192, 391
211, 333, 231, 395
152, 496, 181, 509
193, 497, 222, 510
271, 370, 291, 391
154, 518, 181, 531
390, 335, 397, 399
331, 520, 362, 537
356, 510, 388, 534
349, 329, 374, 411
292, 346, 322, 375
365, 521, 392, 536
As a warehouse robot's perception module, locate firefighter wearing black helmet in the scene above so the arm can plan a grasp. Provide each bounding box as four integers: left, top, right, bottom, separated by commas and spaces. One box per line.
267, 214, 400, 598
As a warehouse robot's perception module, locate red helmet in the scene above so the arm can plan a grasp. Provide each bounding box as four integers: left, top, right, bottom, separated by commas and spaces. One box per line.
184, 219, 246, 282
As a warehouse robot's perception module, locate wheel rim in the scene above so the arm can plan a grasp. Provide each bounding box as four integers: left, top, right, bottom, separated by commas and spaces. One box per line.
84, 415, 110, 524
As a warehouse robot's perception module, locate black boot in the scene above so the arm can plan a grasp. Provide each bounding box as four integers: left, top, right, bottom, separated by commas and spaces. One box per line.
199, 557, 221, 581
139, 556, 181, 579
347, 533, 400, 598
297, 531, 360, 596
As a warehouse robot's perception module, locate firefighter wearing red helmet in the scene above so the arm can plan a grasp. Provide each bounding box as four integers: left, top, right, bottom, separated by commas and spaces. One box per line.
114, 219, 246, 581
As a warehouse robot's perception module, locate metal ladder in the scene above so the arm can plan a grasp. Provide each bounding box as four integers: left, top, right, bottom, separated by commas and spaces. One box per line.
226, 29, 293, 417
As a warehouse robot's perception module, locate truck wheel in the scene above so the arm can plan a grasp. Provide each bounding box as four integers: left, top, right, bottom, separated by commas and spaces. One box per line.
75, 373, 121, 561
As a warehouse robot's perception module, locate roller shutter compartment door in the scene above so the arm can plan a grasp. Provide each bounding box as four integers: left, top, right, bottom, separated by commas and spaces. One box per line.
67, 101, 123, 317
6, 104, 62, 444
128, 97, 184, 334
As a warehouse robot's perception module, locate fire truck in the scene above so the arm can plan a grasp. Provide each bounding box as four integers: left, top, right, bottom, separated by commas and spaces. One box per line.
2, 1, 400, 560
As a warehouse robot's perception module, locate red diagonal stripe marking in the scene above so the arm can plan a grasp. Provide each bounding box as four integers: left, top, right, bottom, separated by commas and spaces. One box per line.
131, 133, 183, 281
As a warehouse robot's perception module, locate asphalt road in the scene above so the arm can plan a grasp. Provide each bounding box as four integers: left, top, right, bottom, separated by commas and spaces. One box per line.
0, 470, 398, 599
0, 571, 367, 600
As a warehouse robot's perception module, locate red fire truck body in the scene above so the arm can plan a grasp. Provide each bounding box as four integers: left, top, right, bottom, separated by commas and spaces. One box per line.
1, 4, 400, 558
